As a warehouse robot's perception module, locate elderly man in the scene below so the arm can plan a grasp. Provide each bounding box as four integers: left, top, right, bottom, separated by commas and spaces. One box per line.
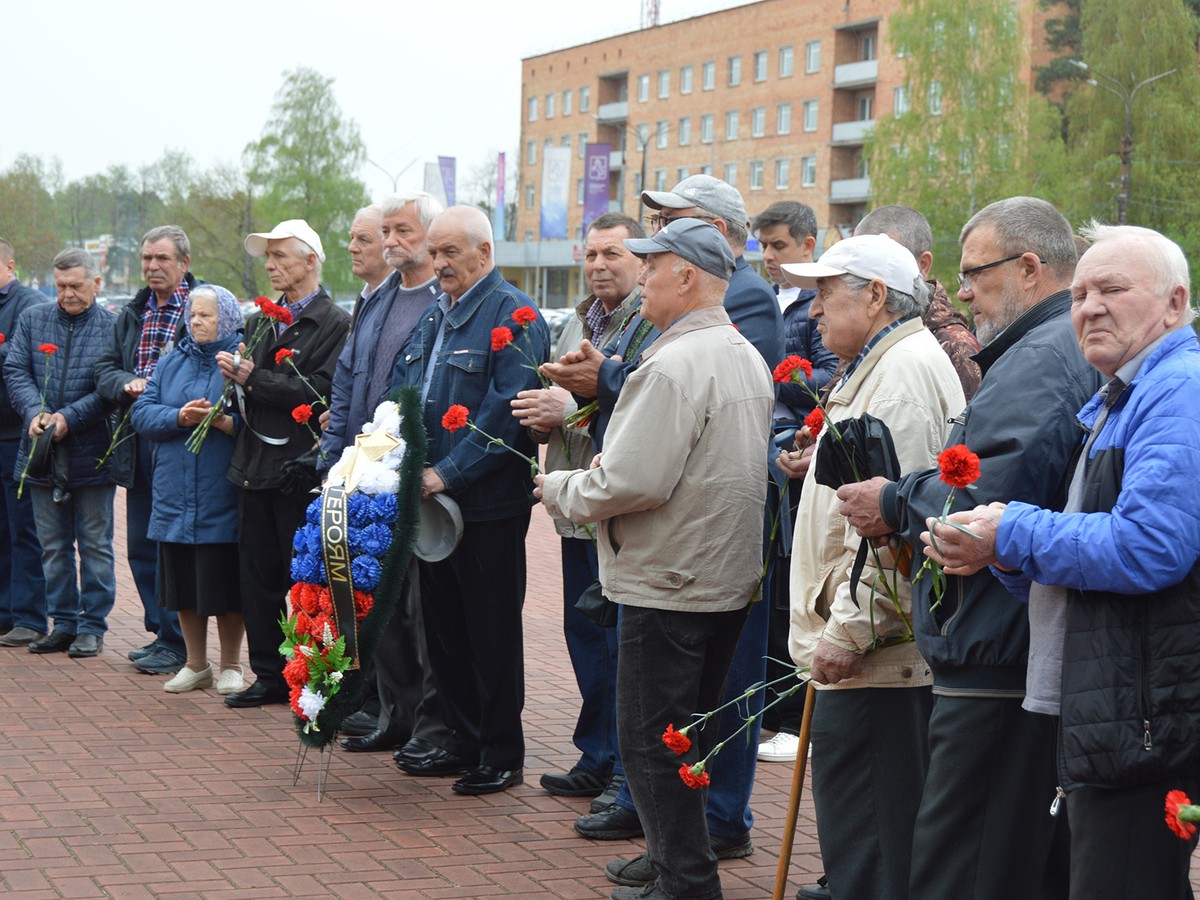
347, 204, 391, 310
539, 217, 774, 900
4, 249, 119, 658
836, 197, 1100, 900
921, 224, 1200, 899
220, 219, 350, 708
777, 234, 963, 899
0, 238, 49, 647
390, 206, 548, 795
328, 193, 449, 761
95, 225, 197, 675
511, 212, 643, 805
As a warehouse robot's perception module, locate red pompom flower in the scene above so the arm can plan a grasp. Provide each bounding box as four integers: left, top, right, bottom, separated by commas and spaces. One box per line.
275, 347, 295, 365
937, 444, 981, 489
442, 404, 469, 432
491, 327, 514, 351
804, 407, 825, 440
1166, 790, 1198, 840
0, 333, 6, 345
679, 762, 711, 789
292, 404, 313, 424
38, 342, 59, 355
513, 306, 538, 326
662, 724, 692, 755
772, 355, 813, 384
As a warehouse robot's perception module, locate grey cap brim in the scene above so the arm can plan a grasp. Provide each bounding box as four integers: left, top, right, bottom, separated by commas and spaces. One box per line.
640, 190, 693, 211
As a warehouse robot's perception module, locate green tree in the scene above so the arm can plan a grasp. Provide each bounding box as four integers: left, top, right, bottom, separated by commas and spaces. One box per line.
246, 67, 368, 298
868, 0, 1070, 285
0, 155, 61, 284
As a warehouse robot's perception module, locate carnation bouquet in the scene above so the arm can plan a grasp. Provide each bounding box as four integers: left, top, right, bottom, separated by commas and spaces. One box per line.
279, 387, 425, 748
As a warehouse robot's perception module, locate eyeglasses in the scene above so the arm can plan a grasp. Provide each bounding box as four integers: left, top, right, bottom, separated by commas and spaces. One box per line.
956, 254, 1046, 292
643, 212, 717, 232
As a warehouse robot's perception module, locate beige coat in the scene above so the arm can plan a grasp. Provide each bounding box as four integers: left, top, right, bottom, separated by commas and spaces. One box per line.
542, 305, 774, 612
789, 318, 964, 689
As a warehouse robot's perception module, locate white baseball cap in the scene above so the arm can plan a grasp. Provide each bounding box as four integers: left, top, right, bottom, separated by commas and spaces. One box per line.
781, 233, 919, 294
244, 219, 326, 262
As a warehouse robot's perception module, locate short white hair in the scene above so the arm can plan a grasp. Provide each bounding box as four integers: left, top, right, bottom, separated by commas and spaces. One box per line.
1078, 221, 1193, 323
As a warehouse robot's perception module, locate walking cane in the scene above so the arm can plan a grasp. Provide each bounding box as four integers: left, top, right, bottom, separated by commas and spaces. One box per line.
772, 680, 817, 900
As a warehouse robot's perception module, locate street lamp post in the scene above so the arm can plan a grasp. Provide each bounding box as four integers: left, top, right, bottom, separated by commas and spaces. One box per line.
1069, 60, 1176, 225
366, 157, 419, 193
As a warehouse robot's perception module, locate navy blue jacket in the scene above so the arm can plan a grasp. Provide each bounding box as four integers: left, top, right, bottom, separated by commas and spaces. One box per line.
3, 300, 118, 488
390, 268, 549, 521
778, 289, 838, 420
0, 281, 51, 439
131, 333, 241, 544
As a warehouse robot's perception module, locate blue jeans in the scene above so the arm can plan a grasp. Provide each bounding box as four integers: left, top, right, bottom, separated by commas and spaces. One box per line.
30, 483, 116, 637
0, 438, 47, 631
561, 537, 619, 778
128, 439, 183, 653
617, 603, 747, 900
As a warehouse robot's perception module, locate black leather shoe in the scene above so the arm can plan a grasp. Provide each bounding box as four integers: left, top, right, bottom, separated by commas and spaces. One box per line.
67, 633, 103, 658
339, 728, 404, 752
540, 765, 606, 797
223, 682, 288, 708
590, 772, 626, 813
574, 802, 644, 840
393, 736, 441, 765
452, 765, 524, 795
397, 748, 472, 777
339, 709, 379, 737
29, 629, 76, 654
796, 876, 831, 900
710, 832, 753, 859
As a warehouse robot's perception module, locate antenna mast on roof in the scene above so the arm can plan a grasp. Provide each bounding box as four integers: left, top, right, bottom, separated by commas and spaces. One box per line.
642, 0, 660, 28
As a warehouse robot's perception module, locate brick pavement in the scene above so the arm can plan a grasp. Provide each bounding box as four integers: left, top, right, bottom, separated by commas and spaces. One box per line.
0, 493, 821, 899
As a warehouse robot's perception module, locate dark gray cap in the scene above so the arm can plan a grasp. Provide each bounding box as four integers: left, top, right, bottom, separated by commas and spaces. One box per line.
624, 217, 735, 280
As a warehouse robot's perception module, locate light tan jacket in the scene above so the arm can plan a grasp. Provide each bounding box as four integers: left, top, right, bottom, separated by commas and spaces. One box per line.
542, 305, 773, 612
789, 318, 964, 689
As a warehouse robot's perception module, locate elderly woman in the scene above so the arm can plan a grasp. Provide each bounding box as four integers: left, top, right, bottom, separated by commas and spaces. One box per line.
131, 285, 246, 695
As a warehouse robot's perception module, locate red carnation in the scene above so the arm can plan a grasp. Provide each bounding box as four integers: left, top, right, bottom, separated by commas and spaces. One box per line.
1166, 790, 1198, 840
293, 611, 314, 638
259, 298, 294, 326
0, 333, 5, 345
289, 684, 304, 717
804, 407, 825, 440
513, 306, 538, 326
317, 587, 334, 618
679, 762, 711, 789
290, 582, 321, 617
772, 355, 813, 384
354, 590, 374, 620
275, 347, 295, 365
254, 296, 269, 307
292, 404, 313, 424
283, 651, 310, 689
310, 613, 338, 642
442, 404, 469, 432
38, 342, 59, 355
662, 724, 691, 755
937, 444, 981, 489
491, 326, 514, 351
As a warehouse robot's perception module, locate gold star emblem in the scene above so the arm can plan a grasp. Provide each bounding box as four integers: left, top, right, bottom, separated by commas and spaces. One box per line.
334, 428, 402, 492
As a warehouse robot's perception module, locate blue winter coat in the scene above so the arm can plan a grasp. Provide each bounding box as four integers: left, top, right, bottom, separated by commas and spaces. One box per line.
130, 333, 241, 544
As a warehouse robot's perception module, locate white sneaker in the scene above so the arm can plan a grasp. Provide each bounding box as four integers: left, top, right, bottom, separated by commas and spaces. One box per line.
757, 731, 802, 762
164, 664, 213, 693
216, 666, 247, 695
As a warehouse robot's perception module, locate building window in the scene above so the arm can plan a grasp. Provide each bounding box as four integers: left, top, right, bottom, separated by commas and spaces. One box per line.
656, 120, 668, 149
857, 93, 873, 121
928, 81, 943, 115
527, 140, 537, 165
525, 184, 535, 209
655, 168, 667, 191
860, 32, 877, 61
803, 99, 818, 132
805, 40, 820, 73
702, 61, 715, 91
753, 51, 768, 82
577, 178, 585, 205
893, 86, 909, 116
726, 109, 739, 141
544, 136, 554, 150
562, 135, 571, 148
723, 162, 738, 187
580, 85, 591, 112
751, 106, 766, 137
678, 117, 692, 146
775, 158, 789, 189
700, 114, 714, 143
777, 102, 792, 135
578, 132, 588, 159
658, 69, 670, 98
749, 160, 765, 190
638, 74, 650, 102
634, 171, 644, 194
680, 65, 693, 94
700, 164, 713, 176
779, 45, 794, 78
636, 122, 650, 147
728, 55, 741, 87
676, 167, 689, 182
546, 93, 555, 119
528, 96, 538, 121
563, 89, 573, 116
801, 155, 817, 187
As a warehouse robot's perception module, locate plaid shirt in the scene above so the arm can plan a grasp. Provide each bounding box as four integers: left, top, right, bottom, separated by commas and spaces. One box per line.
279, 289, 321, 334
585, 296, 618, 348
135, 283, 190, 378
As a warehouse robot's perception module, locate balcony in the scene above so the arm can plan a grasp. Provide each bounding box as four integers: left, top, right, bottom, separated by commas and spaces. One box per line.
609, 150, 626, 170
831, 119, 874, 146
829, 177, 871, 204
833, 59, 878, 89
597, 100, 628, 122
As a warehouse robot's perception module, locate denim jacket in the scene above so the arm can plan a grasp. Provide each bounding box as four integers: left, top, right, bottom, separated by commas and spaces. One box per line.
391, 268, 550, 521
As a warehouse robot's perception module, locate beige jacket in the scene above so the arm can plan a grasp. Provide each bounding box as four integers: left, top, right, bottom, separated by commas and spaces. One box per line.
789, 318, 964, 689
542, 305, 773, 612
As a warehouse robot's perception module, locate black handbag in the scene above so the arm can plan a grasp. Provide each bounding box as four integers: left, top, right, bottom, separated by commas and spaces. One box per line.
574, 579, 618, 628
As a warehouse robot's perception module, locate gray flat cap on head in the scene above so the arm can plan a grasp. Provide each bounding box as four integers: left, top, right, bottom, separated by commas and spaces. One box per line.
642, 174, 749, 228
624, 217, 735, 280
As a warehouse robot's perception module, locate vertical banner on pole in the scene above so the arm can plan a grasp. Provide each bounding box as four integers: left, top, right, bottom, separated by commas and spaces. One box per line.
540, 146, 570, 240
583, 143, 612, 234
424, 163, 447, 207
438, 156, 457, 207
494, 152, 507, 241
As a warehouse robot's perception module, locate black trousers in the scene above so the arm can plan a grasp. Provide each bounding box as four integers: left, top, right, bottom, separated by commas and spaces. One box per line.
418, 509, 530, 770
238, 486, 312, 694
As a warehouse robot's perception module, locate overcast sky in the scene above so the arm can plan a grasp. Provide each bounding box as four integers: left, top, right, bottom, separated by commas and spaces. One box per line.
5, 0, 742, 202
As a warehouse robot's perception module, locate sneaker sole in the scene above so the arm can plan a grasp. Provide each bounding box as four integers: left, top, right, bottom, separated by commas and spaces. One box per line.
574, 824, 644, 841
